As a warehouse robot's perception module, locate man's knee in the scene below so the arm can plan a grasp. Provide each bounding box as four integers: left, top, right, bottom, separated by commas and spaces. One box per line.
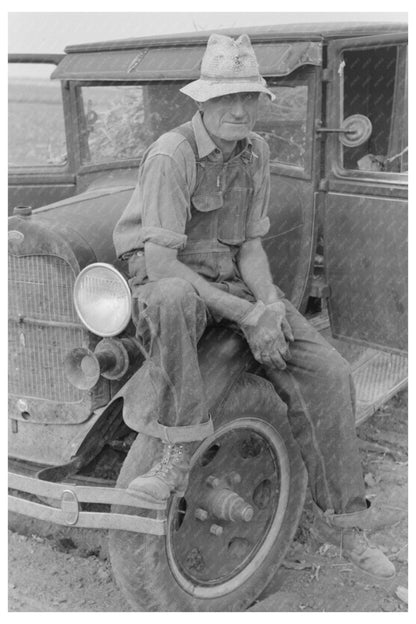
132, 277, 206, 337
138, 277, 198, 308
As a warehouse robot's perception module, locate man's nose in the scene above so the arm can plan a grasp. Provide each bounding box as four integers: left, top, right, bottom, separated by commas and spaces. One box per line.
230, 96, 247, 118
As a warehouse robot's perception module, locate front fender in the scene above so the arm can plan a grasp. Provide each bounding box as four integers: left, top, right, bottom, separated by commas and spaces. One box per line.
109, 326, 254, 434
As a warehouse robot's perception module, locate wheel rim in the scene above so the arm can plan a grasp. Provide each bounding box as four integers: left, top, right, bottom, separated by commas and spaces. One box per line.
166, 418, 290, 599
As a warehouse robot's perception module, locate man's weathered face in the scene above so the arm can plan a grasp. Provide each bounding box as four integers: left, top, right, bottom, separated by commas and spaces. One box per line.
201, 92, 260, 142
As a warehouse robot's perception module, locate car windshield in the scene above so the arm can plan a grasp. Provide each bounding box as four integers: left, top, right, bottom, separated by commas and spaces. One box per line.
79, 79, 309, 169
79, 83, 195, 165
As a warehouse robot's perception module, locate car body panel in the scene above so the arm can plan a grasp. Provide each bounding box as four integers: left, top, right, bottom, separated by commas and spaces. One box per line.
324, 194, 407, 352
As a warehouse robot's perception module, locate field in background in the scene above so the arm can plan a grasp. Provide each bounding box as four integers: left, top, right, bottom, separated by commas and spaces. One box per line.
9, 80, 67, 166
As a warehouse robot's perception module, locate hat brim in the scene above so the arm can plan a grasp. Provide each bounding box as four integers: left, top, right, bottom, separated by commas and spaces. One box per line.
180, 79, 275, 102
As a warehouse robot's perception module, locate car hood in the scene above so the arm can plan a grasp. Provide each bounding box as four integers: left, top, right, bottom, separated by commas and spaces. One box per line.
8, 181, 135, 273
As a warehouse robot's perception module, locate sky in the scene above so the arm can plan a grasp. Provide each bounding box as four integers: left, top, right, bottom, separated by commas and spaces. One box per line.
8, 7, 408, 54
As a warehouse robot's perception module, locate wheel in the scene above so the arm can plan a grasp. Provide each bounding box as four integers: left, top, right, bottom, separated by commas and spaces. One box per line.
109, 373, 307, 611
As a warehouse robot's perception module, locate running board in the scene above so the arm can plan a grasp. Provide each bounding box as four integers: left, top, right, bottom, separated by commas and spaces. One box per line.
351, 350, 407, 425
318, 326, 407, 426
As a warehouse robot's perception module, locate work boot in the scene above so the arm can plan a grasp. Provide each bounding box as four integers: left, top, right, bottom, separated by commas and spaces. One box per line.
127, 443, 191, 502
311, 514, 396, 579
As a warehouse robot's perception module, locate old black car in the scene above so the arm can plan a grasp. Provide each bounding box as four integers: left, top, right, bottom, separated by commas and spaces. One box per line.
8, 22, 407, 611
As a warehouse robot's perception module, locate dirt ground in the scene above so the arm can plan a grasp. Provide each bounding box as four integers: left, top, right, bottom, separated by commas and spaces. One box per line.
8, 390, 408, 613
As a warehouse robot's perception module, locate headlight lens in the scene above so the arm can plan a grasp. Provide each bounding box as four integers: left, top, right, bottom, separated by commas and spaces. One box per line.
74, 263, 131, 337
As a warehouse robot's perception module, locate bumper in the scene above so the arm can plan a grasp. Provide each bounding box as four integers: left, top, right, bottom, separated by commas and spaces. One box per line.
8, 472, 167, 535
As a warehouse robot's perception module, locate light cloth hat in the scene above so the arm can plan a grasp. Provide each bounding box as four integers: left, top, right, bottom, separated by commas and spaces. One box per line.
180, 33, 275, 102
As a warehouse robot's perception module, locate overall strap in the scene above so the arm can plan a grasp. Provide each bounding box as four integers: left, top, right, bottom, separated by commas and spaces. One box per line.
170, 121, 199, 159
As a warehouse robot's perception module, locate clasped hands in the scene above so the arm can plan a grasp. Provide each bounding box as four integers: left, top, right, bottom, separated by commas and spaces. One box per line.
240, 300, 294, 370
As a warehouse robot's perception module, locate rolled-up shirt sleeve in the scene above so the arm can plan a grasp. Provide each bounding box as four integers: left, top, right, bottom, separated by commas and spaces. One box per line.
245, 138, 271, 240
140, 225, 186, 249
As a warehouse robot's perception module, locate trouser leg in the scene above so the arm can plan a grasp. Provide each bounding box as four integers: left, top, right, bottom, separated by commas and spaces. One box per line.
265, 298, 367, 517
132, 277, 209, 428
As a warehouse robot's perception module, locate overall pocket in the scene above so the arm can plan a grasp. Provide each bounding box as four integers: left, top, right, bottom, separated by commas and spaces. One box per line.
189, 193, 223, 241
217, 186, 252, 245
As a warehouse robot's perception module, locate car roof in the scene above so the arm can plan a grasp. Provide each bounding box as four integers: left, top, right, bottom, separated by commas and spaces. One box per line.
65, 21, 408, 53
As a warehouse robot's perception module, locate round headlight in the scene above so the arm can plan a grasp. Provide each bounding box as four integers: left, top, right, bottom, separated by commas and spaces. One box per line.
74, 263, 132, 337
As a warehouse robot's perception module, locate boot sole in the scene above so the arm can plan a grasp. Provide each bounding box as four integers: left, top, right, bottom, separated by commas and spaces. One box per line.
126, 486, 187, 504
344, 553, 396, 580
125, 488, 170, 505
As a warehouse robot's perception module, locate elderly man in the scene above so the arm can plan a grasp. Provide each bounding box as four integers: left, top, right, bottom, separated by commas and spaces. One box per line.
113, 33, 394, 579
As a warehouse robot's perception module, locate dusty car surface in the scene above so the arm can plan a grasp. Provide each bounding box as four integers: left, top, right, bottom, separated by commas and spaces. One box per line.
8, 22, 407, 611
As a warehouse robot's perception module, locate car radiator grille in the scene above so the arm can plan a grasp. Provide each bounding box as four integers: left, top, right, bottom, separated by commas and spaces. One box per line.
8, 254, 87, 402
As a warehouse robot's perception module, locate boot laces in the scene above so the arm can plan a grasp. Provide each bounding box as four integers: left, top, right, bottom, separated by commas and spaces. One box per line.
148, 444, 184, 477
340, 527, 371, 557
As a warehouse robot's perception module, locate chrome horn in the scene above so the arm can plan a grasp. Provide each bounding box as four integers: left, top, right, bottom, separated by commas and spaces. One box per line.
64, 337, 140, 390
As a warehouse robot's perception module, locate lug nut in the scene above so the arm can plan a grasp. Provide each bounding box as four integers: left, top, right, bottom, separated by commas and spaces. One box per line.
206, 475, 220, 488
195, 508, 208, 521
210, 524, 223, 536
227, 471, 242, 485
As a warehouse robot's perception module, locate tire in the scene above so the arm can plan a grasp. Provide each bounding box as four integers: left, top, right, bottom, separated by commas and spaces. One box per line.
109, 373, 307, 611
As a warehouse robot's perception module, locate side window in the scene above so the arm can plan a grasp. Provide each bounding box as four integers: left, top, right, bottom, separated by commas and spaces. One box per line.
341, 44, 407, 174
8, 63, 67, 167
255, 81, 308, 169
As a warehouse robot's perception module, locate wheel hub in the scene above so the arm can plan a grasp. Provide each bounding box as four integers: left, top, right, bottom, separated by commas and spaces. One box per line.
202, 483, 254, 523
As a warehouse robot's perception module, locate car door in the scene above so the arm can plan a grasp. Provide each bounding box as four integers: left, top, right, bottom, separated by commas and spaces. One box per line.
323, 32, 407, 354
8, 54, 77, 214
